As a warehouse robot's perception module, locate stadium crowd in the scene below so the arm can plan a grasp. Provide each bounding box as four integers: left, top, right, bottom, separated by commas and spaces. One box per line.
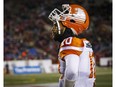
4, 0, 112, 64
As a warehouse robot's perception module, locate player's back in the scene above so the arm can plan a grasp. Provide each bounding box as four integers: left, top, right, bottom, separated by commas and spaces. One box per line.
59, 36, 96, 78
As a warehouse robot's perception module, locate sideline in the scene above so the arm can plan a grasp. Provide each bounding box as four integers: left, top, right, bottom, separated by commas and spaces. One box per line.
4, 83, 58, 87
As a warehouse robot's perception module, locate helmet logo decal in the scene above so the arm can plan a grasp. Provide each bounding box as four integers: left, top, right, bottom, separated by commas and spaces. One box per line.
73, 8, 86, 23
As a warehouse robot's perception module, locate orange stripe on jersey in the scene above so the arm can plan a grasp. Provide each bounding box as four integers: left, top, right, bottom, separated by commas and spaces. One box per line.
59, 50, 82, 60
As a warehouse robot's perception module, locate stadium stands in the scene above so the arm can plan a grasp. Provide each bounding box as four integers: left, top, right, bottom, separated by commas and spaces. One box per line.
4, 0, 112, 64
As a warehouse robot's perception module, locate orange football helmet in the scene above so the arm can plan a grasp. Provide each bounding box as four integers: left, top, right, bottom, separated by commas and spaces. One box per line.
48, 4, 89, 35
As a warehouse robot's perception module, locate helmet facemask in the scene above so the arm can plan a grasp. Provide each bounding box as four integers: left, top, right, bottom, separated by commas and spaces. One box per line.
48, 4, 71, 35
48, 4, 71, 22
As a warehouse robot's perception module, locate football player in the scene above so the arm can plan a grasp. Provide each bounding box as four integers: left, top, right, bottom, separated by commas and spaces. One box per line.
48, 4, 96, 87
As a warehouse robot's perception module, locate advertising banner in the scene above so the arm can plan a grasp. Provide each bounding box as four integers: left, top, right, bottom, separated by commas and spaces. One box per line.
13, 66, 41, 74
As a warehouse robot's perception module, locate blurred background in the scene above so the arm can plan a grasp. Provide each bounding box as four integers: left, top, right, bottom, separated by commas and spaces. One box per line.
4, 0, 112, 87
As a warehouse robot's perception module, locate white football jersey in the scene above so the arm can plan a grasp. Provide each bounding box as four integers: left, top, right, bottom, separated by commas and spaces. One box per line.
58, 36, 96, 78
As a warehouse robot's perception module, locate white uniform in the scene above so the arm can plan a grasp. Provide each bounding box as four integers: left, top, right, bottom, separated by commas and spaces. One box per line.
58, 36, 96, 87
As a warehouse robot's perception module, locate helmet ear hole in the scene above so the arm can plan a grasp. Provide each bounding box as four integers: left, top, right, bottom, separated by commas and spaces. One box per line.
70, 19, 75, 23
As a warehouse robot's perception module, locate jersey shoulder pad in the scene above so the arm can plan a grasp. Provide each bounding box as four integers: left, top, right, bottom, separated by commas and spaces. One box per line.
59, 37, 84, 59
60, 37, 84, 47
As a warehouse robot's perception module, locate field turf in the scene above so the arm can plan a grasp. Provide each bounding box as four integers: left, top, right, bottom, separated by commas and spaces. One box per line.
4, 67, 112, 87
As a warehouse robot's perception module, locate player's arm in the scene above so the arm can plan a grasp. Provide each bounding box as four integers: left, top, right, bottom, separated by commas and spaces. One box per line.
63, 54, 80, 87
58, 58, 65, 87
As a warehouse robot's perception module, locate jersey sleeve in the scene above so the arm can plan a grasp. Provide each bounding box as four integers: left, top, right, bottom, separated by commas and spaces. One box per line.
58, 37, 84, 60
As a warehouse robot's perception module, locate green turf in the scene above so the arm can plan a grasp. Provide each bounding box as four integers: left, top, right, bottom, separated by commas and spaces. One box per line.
4, 67, 112, 87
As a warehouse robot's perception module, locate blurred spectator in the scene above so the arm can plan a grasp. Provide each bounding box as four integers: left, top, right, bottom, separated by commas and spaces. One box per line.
4, 63, 10, 74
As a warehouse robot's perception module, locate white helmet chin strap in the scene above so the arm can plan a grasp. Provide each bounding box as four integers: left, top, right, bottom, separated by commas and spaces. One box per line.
56, 20, 61, 34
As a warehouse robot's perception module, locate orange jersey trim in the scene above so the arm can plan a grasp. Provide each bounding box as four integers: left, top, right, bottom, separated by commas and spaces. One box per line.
59, 50, 82, 61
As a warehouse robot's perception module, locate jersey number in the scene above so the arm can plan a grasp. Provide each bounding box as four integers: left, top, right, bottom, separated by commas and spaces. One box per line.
61, 37, 73, 46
